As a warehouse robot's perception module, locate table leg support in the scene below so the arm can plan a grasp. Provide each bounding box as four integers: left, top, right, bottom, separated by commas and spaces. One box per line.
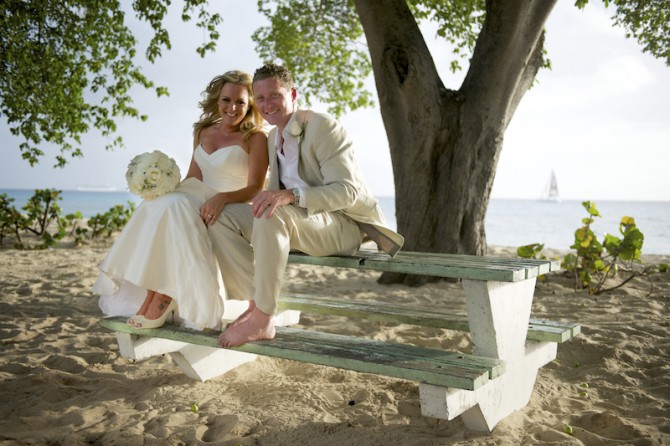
419, 278, 557, 431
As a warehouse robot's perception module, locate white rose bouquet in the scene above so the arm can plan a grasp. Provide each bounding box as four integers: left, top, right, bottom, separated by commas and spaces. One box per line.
126, 150, 181, 200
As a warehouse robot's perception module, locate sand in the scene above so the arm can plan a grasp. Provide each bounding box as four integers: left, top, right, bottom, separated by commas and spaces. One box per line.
0, 242, 668, 445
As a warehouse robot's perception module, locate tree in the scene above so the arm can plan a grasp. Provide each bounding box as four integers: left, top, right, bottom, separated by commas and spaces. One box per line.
252, 0, 669, 285
2, 1, 668, 285
0, 0, 221, 167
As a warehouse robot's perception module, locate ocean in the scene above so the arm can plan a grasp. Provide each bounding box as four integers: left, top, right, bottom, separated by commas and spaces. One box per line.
2, 189, 668, 255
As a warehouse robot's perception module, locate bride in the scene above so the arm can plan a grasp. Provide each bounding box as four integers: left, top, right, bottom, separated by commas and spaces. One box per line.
93, 70, 268, 330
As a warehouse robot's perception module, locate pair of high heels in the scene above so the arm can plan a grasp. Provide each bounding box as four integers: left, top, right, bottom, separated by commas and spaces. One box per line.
127, 299, 178, 329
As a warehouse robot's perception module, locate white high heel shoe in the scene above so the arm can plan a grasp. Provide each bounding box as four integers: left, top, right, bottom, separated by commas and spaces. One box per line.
133, 299, 178, 329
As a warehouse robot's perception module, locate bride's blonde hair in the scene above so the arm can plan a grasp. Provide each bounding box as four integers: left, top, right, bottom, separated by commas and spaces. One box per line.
193, 70, 264, 141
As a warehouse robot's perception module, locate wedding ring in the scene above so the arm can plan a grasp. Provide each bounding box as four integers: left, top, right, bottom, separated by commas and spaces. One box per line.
208, 214, 212, 218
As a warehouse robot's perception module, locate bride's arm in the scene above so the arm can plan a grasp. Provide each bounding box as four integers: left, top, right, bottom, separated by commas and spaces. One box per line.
184, 131, 204, 181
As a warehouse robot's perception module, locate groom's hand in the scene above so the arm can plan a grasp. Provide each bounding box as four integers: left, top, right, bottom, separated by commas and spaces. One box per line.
252, 190, 294, 218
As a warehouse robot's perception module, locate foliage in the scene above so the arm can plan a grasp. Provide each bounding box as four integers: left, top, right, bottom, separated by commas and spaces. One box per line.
253, 0, 374, 117
3, 0, 667, 166
0, 194, 24, 245
0, 189, 135, 249
517, 243, 546, 260
0, 0, 221, 167
576, 0, 670, 66
88, 203, 136, 239
252, 0, 490, 116
517, 242, 553, 282
519, 200, 665, 295
408, 0, 486, 73
19, 188, 68, 248
562, 201, 649, 294
64, 211, 88, 246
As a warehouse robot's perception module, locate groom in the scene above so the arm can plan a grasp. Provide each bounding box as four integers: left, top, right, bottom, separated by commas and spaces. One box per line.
211, 63, 403, 347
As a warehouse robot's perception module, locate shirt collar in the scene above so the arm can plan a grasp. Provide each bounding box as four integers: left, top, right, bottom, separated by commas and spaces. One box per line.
274, 112, 297, 150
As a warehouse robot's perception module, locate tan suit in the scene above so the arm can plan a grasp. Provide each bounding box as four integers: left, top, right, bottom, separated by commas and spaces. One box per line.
210, 110, 403, 315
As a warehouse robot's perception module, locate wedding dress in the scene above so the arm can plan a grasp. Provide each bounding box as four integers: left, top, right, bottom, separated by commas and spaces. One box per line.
93, 145, 249, 330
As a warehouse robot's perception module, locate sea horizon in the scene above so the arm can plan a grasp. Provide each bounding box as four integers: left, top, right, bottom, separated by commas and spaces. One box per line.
2, 188, 668, 255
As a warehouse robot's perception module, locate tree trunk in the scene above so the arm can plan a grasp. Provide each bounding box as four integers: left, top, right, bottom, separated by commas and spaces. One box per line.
354, 0, 556, 285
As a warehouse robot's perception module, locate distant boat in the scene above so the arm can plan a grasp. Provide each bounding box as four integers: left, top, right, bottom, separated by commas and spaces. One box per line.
540, 170, 561, 203
75, 184, 118, 192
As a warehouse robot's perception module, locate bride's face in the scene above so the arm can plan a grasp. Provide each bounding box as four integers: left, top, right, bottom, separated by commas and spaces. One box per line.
218, 82, 250, 128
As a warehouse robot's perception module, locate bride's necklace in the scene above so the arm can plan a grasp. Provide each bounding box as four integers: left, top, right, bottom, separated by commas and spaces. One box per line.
221, 124, 237, 137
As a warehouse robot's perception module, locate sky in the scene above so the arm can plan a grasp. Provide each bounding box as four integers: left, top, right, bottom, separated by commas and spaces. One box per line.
1, 1, 669, 202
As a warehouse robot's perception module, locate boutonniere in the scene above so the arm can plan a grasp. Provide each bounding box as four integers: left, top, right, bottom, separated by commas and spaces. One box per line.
289, 120, 306, 138
288, 111, 308, 152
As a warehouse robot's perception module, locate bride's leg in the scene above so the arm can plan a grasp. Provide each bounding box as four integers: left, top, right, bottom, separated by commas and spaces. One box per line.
137, 290, 156, 316
142, 292, 175, 321
128, 290, 156, 325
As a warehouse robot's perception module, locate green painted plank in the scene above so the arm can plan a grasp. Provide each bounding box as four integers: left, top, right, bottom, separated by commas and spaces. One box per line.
361, 259, 526, 282
287, 250, 560, 282
278, 294, 580, 343
278, 294, 471, 331
287, 253, 361, 269
100, 317, 503, 390
528, 318, 581, 339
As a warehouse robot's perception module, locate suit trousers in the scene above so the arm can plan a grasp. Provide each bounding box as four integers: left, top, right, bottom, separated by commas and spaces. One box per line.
209, 203, 363, 315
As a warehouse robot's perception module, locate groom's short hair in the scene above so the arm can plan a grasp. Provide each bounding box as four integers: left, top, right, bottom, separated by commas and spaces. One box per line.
253, 63, 294, 90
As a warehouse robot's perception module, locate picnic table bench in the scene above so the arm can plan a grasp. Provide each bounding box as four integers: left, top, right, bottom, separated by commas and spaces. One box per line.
100, 249, 579, 432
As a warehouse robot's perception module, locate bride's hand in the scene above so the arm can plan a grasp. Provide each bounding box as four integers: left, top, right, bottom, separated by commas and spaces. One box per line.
201, 194, 227, 225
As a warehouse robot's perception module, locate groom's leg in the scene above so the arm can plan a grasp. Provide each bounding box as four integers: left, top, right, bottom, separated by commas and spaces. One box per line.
251, 206, 362, 315
219, 206, 362, 347
208, 203, 254, 302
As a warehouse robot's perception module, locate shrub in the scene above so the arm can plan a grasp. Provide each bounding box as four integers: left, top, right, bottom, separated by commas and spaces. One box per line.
0, 190, 135, 249
518, 200, 665, 295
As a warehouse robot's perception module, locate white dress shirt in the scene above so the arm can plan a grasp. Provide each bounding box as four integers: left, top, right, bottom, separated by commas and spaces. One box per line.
275, 113, 308, 206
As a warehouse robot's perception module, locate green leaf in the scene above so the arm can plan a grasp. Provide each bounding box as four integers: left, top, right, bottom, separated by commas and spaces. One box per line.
581, 200, 601, 217
1, 0, 221, 167
517, 243, 544, 259
561, 253, 578, 271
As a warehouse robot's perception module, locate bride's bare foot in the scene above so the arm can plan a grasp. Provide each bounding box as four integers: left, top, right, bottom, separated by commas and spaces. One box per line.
218, 307, 275, 348
226, 301, 257, 328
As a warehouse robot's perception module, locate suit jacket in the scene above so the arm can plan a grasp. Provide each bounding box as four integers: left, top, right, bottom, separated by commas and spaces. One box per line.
267, 110, 404, 256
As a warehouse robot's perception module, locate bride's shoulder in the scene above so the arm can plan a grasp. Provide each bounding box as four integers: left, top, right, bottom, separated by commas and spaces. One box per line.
249, 130, 268, 143
246, 131, 267, 153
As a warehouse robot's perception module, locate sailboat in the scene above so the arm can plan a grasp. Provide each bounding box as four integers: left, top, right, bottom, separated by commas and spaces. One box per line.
540, 170, 561, 202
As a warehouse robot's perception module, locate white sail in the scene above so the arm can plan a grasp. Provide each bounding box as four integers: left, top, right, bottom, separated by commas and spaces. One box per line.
540, 170, 561, 202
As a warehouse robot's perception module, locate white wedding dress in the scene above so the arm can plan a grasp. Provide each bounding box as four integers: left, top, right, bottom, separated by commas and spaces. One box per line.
93, 145, 249, 330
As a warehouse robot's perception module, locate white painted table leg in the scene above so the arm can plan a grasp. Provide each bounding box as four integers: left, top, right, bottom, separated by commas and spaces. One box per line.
170, 346, 257, 382
419, 278, 558, 432
116, 332, 187, 360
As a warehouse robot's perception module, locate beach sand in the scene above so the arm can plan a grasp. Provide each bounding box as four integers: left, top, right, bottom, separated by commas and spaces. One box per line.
0, 242, 668, 445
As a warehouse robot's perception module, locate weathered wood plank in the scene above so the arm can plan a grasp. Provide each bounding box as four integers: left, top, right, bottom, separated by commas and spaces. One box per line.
277, 294, 580, 343
287, 250, 560, 282
100, 317, 504, 390
528, 318, 582, 341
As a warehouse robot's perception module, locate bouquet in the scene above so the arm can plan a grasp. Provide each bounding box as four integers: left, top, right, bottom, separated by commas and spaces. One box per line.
126, 150, 181, 200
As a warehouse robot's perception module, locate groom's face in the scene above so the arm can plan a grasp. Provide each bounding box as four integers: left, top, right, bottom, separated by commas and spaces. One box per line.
253, 77, 296, 128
